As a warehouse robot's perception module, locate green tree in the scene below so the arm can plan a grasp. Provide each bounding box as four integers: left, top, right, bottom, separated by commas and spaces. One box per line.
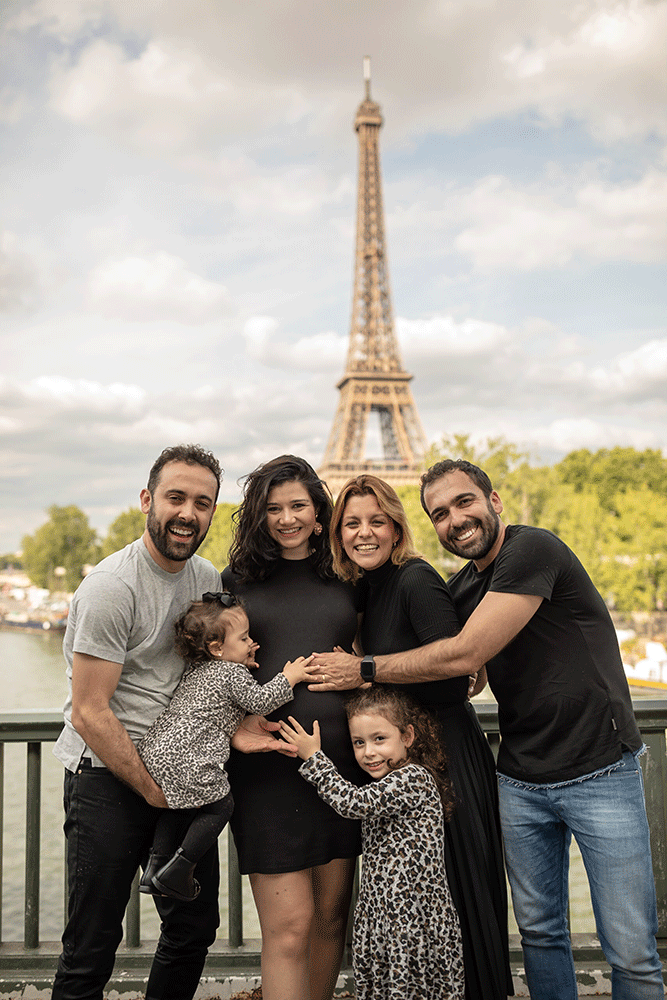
424, 433, 529, 494
198, 503, 236, 571
557, 447, 667, 512
22, 505, 99, 592
599, 489, 667, 612
100, 508, 145, 558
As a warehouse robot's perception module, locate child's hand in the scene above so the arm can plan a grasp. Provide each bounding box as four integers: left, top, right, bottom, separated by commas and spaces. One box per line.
278, 716, 321, 760
282, 654, 314, 688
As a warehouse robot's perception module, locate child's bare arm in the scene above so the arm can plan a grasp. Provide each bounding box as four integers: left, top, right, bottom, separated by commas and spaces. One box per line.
282, 654, 314, 688
278, 716, 321, 760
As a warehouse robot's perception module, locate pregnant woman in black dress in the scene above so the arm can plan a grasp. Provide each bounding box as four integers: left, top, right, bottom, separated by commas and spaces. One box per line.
315, 474, 513, 1000
221, 456, 361, 1000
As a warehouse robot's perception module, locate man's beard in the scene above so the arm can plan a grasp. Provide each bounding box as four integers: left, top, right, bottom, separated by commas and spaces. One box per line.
439, 501, 500, 562
146, 505, 207, 562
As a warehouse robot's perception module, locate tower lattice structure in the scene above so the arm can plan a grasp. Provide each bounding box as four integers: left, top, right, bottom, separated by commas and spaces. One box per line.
319, 58, 428, 495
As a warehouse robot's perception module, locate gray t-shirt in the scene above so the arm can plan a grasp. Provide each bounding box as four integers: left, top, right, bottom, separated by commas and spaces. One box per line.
53, 537, 220, 772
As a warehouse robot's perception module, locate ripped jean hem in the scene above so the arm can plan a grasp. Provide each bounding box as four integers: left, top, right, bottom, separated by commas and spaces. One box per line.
497, 744, 647, 791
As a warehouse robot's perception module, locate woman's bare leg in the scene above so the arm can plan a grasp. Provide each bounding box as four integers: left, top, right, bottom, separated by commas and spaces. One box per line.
309, 858, 357, 1000
249, 870, 314, 1000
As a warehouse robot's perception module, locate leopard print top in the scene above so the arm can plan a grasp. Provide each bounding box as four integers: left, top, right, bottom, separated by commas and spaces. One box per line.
138, 660, 293, 808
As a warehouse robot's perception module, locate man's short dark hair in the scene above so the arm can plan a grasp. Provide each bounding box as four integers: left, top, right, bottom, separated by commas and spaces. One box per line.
147, 445, 222, 501
420, 459, 494, 514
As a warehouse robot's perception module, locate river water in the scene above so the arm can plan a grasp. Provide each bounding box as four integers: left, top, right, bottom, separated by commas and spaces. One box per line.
0, 628, 261, 943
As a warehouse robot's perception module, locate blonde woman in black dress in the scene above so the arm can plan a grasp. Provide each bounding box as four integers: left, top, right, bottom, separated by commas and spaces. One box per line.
311, 475, 513, 1000
221, 456, 361, 1000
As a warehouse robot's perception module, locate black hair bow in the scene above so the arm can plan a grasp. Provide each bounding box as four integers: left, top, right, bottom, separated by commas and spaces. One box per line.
202, 591, 237, 608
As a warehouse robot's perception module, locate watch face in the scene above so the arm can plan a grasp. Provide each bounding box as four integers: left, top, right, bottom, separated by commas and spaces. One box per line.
361, 656, 375, 681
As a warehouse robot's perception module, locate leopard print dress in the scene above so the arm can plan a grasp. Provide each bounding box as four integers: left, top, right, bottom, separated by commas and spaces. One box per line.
300, 751, 464, 1000
138, 660, 293, 808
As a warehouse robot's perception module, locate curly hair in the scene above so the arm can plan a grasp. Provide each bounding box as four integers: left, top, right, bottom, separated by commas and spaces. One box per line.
174, 597, 246, 664
147, 444, 223, 502
344, 685, 455, 821
228, 455, 335, 582
330, 475, 420, 582
420, 459, 493, 514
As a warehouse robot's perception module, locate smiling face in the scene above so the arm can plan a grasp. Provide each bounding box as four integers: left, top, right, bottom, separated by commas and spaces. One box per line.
349, 711, 415, 780
209, 608, 259, 667
140, 460, 217, 572
340, 493, 399, 573
423, 469, 504, 570
265, 480, 318, 560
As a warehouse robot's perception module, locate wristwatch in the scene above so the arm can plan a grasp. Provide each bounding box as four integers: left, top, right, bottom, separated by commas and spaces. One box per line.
360, 654, 376, 683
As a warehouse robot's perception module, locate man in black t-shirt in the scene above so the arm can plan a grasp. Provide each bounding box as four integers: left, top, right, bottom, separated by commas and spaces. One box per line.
309, 459, 663, 999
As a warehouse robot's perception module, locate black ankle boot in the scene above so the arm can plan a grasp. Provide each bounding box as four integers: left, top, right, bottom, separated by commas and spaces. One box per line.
152, 848, 200, 901
139, 851, 170, 895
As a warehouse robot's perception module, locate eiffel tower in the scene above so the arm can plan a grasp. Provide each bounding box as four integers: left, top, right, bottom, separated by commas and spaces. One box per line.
319, 57, 428, 495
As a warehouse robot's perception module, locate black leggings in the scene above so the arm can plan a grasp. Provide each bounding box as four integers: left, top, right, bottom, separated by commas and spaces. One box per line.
152, 791, 234, 862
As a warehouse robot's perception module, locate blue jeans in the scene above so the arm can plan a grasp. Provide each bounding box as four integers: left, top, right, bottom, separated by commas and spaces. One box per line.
52, 759, 220, 1000
498, 750, 663, 1000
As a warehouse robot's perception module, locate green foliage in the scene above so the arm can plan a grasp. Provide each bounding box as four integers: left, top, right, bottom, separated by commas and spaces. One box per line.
21, 505, 99, 592
424, 433, 529, 493
100, 508, 145, 558
197, 503, 236, 571
556, 447, 667, 512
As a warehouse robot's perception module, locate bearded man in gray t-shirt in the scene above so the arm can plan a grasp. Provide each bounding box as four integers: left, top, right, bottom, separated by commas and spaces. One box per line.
51, 445, 284, 1000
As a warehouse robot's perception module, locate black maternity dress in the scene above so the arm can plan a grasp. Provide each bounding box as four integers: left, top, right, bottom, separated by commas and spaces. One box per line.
360, 557, 513, 1000
221, 557, 362, 873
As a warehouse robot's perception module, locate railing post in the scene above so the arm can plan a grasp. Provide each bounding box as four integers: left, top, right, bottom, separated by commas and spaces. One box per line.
228, 828, 243, 947
126, 871, 141, 947
635, 703, 667, 938
0, 742, 4, 943
25, 741, 41, 949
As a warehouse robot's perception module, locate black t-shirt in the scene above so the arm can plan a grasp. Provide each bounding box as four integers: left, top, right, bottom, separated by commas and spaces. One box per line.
447, 524, 641, 783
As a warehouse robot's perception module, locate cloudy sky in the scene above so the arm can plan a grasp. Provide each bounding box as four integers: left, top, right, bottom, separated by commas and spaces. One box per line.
1, 0, 666, 552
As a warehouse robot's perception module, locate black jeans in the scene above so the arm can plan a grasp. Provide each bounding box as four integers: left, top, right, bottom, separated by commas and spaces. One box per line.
52, 760, 220, 1000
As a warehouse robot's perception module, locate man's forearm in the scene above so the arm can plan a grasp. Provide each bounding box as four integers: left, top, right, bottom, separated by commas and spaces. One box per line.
73, 706, 166, 806
374, 633, 480, 684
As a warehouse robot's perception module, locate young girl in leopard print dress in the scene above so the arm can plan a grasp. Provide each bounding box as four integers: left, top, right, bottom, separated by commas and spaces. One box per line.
137, 592, 312, 901
280, 685, 464, 1000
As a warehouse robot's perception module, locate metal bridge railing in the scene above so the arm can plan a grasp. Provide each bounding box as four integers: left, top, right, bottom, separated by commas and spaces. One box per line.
1, 703, 666, 978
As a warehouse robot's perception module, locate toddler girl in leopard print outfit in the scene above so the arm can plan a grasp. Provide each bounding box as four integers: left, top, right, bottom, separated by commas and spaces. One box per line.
280, 684, 464, 1000
138, 591, 312, 901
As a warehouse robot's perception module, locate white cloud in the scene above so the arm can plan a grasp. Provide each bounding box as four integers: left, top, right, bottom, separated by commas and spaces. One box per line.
244, 316, 347, 371
23, 376, 146, 412
397, 315, 511, 357
13, 0, 661, 155
47, 35, 311, 153
87, 252, 231, 323
501, 0, 667, 141
0, 232, 39, 311
589, 338, 667, 399
455, 169, 667, 271
525, 417, 661, 454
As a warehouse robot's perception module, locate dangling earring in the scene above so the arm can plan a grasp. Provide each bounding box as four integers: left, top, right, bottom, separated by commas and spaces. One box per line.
313, 522, 323, 536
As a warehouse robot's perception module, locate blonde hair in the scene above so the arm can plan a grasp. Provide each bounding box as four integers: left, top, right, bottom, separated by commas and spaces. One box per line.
330, 475, 419, 582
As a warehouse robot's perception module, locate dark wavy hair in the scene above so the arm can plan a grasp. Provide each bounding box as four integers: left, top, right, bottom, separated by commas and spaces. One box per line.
420, 458, 493, 514
147, 444, 223, 502
228, 455, 335, 582
344, 685, 455, 821
174, 597, 246, 664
